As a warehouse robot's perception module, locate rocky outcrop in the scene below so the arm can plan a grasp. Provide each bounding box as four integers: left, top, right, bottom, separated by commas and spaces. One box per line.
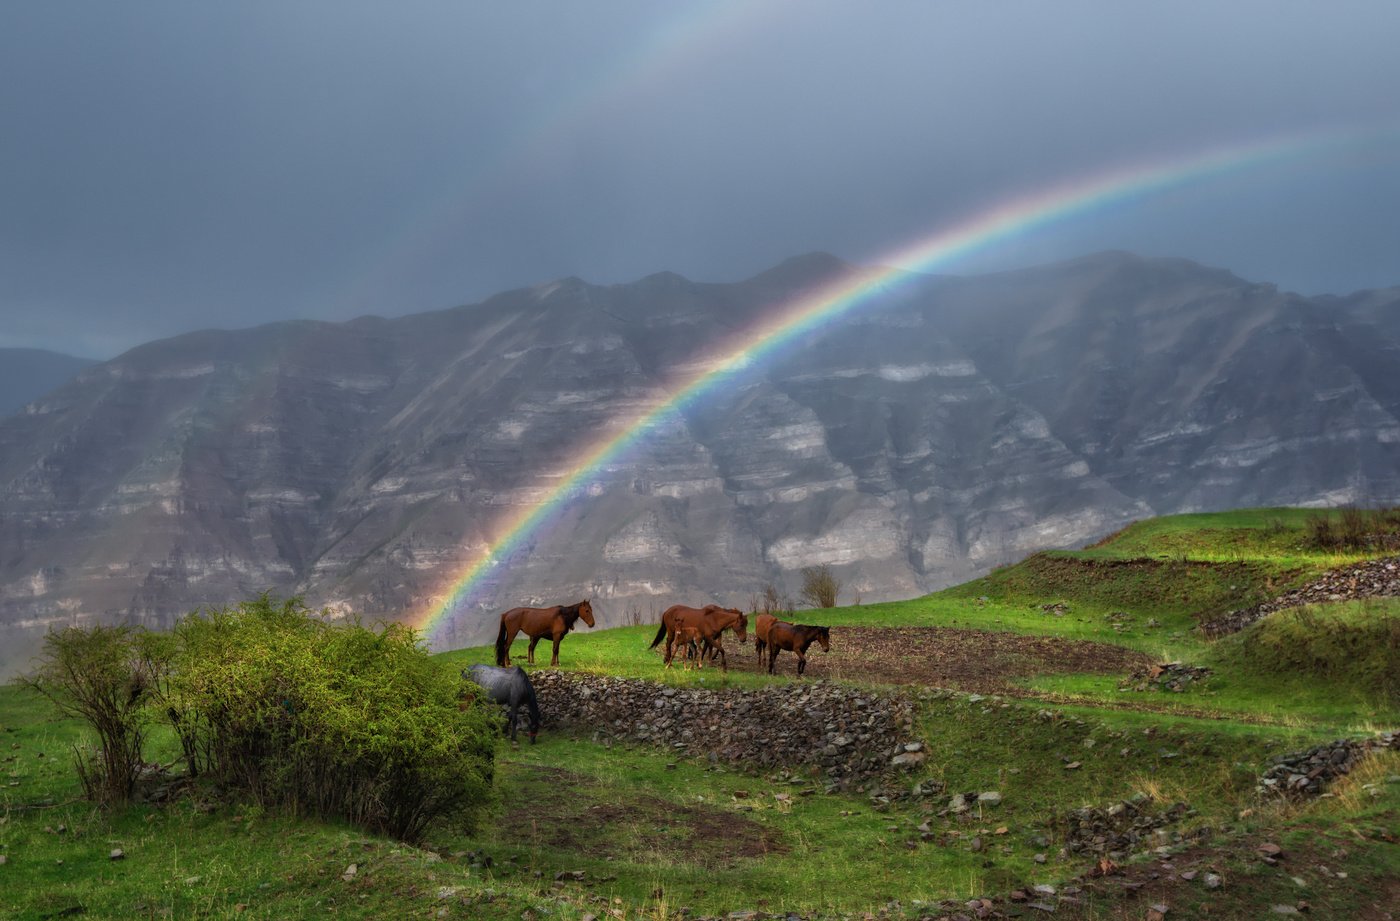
530, 671, 918, 787
1200, 556, 1400, 636
1119, 663, 1213, 693
1256, 731, 1400, 798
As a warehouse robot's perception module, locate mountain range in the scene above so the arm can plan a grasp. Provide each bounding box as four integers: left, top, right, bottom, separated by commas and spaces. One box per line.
3, 251, 1399, 675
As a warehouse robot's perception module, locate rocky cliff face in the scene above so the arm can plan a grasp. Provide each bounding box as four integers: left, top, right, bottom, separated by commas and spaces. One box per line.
3, 251, 1399, 671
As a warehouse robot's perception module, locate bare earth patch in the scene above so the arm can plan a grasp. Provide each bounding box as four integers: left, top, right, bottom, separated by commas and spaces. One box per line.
498, 766, 785, 867
708, 626, 1155, 692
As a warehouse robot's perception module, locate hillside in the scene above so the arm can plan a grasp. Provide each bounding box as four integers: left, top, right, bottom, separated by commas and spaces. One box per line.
0, 348, 97, 419
4, 253, 1400, 671
1, 508, 1397, 919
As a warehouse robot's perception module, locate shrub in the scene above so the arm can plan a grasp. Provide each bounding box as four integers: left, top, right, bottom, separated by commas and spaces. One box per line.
1304, 506, 1400, 551
164, 595, 497, 842
754, 583, 794, 618
799, 564, 842, 609
18, 625, 151, 805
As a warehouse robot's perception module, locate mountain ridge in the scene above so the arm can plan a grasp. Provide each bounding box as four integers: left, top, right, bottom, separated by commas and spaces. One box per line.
3, 251, 1399, 677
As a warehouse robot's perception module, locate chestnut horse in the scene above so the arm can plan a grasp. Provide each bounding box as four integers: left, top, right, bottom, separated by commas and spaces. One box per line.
753, 612, 777, 661
671, 624, 710, 670
495, 600, 595, 667
649, 604, 748, 671
766, 621, 830, 677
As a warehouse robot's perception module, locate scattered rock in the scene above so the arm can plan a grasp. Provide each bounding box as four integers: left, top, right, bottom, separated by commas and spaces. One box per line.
1120, 663, 1213, 693
1201, 556, 1400, 636
1256, 733, 1399, 799
109, 849, 125, 861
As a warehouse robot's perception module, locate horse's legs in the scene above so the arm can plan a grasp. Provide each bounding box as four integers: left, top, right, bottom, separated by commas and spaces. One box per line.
550, 633, 562, 668
527, 634, 540, 664
768, 647, 779, 675
663, 628, 676, 666
506, 697, 519, 741
501, 625, 516, 665
796, 649, 807, 677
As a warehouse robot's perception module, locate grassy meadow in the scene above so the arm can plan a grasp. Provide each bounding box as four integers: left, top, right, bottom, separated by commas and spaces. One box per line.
2, 507, 1398, 919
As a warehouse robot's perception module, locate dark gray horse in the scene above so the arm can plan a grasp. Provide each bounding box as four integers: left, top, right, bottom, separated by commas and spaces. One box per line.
462, 664, 541, 743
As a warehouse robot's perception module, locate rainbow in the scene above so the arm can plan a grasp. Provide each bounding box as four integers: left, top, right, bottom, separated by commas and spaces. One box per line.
416, 126, 1395, 643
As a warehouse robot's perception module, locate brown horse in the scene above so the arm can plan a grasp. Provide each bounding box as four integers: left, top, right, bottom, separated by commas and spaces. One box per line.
495, 600, 595, 667
670, 624, 710, 670
753, 612, 777, 661
766, 621, 830, 677
649, 604, 748, 671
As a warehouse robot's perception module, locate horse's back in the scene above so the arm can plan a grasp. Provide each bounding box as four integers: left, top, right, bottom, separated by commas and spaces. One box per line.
768, 619, 800, 647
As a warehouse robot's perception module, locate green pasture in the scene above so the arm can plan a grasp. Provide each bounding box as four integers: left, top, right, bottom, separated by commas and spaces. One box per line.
3, 507, 1399, 919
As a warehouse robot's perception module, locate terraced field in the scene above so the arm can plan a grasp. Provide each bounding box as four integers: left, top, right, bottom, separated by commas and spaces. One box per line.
2, 508, 1397, 919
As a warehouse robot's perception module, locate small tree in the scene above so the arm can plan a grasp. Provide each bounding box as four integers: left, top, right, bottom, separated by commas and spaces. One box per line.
758, 583, 793, 617
19, 625, 151, 805
799, 564, 841, 609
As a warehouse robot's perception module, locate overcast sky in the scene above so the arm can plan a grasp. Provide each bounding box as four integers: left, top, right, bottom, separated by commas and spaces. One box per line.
3, 2, 1399, 358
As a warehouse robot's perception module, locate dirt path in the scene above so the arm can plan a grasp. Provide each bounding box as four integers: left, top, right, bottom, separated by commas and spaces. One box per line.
693, 625, 1155, 693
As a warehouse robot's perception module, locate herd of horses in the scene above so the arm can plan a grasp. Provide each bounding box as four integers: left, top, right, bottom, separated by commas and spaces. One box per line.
466, 598, 831, 742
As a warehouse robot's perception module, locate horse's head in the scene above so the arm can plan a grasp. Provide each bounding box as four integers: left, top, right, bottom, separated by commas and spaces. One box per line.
814, 626, 831, 652
727, 608, 748, 644
578, 599, 596, 628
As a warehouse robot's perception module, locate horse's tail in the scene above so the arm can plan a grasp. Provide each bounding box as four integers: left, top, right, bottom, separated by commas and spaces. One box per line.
495, 619, 509, 666
649, 620, 668, 649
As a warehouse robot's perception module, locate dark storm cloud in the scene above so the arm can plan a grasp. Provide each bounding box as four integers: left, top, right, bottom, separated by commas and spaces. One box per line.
2, 1, 1398, 357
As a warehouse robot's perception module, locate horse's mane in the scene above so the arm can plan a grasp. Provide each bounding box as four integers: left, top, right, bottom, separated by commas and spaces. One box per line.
559, 600, 586, 626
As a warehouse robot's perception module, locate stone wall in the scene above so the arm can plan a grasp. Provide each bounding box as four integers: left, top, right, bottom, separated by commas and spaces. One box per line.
531, 671, 920, 787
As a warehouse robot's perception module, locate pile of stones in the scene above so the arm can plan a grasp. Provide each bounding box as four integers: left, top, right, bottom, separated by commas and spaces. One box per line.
1257, 731, 1400, 798
1119, 662, 1213, 693
1056, 795, 1195, 860
531, 672, 918, 786
1200, 556, 1400, 637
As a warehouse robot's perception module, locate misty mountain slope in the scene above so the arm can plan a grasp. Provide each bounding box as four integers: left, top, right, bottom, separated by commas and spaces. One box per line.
0, 348, 98, 420
926, 252, 1400, 509
3, 251, 1400, 661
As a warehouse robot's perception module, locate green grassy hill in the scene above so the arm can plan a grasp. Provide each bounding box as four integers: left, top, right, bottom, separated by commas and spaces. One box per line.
3, 508, 1398, 919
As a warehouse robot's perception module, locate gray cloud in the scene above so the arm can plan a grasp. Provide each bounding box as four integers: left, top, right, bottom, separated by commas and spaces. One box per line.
2, 1, 1398, 357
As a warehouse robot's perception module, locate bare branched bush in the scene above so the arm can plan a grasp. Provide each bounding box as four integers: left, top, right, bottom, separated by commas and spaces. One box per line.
799, 564, 842, 610
1305, 506, 1400, 551
758, 583, 794, 618
18, 625, 151, 805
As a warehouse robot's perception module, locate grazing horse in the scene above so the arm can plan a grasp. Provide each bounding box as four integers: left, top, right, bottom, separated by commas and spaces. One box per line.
649, 604, 748, 671
495, 600, 595, 667
463, 664, 541, 743
753, 612, 778, 661
766, 622, 831, 677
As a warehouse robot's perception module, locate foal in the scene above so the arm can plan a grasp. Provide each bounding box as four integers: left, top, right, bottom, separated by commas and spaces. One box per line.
766, 622, 831, 677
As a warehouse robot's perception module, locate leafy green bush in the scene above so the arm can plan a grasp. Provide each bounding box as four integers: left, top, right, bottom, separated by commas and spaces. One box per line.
162, 595, 498, 842
17, 625, 151, 805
